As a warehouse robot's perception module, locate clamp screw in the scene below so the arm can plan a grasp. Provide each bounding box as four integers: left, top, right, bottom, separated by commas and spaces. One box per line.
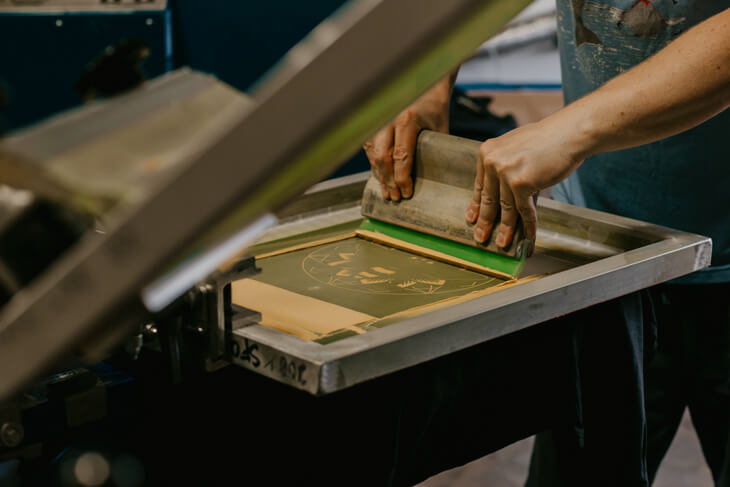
0, 421, 24, 448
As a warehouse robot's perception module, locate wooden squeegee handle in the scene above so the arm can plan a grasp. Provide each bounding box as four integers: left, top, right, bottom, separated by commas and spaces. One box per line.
362, 130, 533, 259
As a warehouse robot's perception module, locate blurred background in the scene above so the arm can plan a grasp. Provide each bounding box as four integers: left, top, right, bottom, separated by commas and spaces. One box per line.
0, 0, 561, 178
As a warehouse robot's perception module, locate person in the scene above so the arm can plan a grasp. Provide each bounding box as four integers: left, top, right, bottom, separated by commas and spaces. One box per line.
364, 3, 730, 486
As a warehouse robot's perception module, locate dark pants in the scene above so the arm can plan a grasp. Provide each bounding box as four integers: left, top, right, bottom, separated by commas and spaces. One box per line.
529, 283, 730, 487
645, 283, 730, 486
526, 291, 650, 487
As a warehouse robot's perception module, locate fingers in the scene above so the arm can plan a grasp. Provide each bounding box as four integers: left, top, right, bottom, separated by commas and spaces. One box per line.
364, 127, 400, 201
516, 190, 538, 247
496, 180, 518, 248
474, 164, 500, 244
393, 120, 418, 199
466, 153, 483, 223
474, 177, 538, 249
469, 141, 538, 249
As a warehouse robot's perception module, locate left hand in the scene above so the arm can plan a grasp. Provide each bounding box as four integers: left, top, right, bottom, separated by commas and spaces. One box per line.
465, 117, 589, 248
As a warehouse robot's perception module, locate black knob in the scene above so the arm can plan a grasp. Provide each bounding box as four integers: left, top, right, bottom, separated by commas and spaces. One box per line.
75, 37, 150, 102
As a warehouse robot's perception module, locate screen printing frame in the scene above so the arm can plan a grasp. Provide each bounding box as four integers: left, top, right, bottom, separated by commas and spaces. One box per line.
229, 173, 712, 395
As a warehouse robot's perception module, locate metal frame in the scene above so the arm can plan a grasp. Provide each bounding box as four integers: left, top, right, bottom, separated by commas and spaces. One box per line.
0, 1, 168, 13
229, 176, 711, 395
0, 0, 533, 400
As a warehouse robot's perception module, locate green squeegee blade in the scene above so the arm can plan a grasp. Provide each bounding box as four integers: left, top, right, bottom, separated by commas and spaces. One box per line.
359, 218, 525, 278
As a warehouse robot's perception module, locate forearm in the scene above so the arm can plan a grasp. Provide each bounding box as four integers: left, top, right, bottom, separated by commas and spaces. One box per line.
558, 8, 730, 159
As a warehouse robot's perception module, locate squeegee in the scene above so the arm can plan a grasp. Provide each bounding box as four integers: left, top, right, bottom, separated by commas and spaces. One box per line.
361, 130, 532, 278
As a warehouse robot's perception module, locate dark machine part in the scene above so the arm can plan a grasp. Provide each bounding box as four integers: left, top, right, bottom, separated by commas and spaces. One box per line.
124, 255, 262, 384
0, 187, 89, 307
0, 256, 261, 483
0, 364, 136, 484
76, 38, 151, 101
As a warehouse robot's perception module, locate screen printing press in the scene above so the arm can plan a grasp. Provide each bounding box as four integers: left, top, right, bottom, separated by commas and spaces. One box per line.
0, 0, 713, 484
225, 170, 711, 396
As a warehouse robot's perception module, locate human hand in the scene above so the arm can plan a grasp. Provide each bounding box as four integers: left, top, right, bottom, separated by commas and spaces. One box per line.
465, 117, 588, 248
363, 93, 449, 201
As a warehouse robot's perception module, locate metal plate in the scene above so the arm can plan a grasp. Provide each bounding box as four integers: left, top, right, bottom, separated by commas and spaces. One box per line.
230, 173, 711, 395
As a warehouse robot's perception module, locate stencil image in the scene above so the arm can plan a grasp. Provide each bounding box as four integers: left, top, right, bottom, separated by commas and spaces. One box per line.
301, 240, 497, 296
252, 237, 504, 320
232, 235, 513, 344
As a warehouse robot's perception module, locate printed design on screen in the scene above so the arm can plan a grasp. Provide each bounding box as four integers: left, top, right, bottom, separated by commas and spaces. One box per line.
301, 240, 500, 295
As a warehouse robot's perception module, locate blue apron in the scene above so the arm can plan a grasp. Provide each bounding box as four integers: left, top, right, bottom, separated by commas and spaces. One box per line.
553, 0, 730, 283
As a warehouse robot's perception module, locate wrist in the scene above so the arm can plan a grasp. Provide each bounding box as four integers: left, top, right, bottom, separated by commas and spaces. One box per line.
549, 99, 605, 163
411, 91, 450, 132
420, 84, 451, 108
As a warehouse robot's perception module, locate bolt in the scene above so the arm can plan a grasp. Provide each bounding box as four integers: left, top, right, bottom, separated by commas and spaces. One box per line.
0, 422, 24, 448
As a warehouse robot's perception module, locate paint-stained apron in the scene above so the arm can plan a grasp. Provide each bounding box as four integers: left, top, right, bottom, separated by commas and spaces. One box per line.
554, 0, 730, 283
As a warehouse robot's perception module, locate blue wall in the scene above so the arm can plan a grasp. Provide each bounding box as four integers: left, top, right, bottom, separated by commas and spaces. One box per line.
0, 10, 171, 130
171, 1, 345, 91
0, 1, 369, 177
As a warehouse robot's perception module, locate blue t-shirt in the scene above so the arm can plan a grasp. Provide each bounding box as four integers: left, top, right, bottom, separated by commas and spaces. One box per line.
553, 0, 730, 283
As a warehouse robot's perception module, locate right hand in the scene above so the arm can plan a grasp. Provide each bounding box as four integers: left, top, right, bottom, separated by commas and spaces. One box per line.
363, 94, 449, 201
464, 116, 587, 248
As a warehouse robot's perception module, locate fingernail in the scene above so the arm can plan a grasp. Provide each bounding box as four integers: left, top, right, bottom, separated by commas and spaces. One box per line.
474, 227, 485, 242
496, 231, 506, 247
402, 188, 412, 199
466, 208, 475, 221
